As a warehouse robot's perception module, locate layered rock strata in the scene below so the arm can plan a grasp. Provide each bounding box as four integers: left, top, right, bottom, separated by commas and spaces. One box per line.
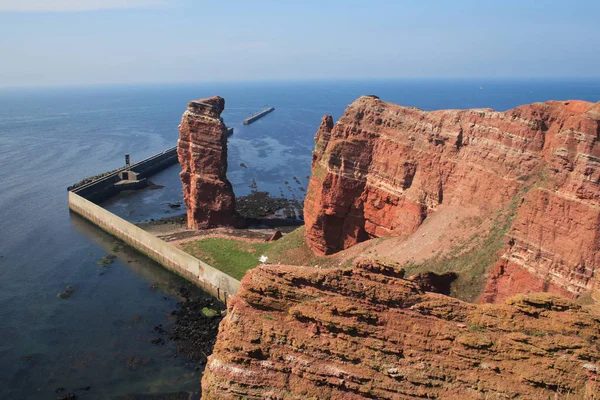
202, 259, 600, 399
304, 96, 600, 300
178, 96, 240, 229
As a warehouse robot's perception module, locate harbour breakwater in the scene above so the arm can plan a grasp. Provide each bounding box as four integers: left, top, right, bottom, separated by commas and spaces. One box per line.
68, 192, 240, 302
69, 147, 179, 203
68, 147, 240, 303
243, 106, 275, 125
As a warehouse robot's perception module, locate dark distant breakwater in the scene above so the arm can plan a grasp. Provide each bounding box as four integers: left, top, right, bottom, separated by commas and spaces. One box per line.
243, 107, 275, 125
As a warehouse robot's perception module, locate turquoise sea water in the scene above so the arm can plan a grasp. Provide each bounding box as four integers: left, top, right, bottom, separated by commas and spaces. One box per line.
0, 79, 599, 399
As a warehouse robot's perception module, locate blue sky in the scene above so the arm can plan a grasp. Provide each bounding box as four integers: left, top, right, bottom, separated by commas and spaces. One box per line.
0, 0, 598, 87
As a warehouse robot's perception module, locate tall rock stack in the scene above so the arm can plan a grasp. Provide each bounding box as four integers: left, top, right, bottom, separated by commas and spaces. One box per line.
304, 96, 600, 301
178, 96, 238, 229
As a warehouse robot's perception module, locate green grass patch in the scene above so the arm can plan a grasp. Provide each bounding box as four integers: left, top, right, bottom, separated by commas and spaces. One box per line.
262, 226, 346, 268
263, 227, 320, 264
181, 238, 272, 280
180, 227, 339, 280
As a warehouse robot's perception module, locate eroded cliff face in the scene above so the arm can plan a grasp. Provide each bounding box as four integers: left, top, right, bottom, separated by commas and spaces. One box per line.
304, 96, 600, 300
178, 96, 240, 229
201, 259, 600, 399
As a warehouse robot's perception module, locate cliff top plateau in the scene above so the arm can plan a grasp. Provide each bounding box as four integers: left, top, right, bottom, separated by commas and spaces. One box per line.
202, 258, 600, 399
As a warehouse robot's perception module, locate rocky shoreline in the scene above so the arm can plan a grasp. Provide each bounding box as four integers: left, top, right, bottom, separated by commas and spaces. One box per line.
162, 285, 224, 365
236, 191, 303, 220
138, 190, 304, 243
141, 283, 225, 400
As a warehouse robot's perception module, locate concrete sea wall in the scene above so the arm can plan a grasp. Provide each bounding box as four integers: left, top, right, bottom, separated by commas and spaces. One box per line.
68, 191, 240, 303
131, 146, 179, 179
72, 147, 179, 203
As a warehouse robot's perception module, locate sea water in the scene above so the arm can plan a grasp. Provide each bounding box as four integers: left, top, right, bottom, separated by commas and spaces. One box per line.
0, 79, 598, 398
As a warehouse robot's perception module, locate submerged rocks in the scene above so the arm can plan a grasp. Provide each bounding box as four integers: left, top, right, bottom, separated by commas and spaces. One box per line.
57, 285, 76, 299
201, 259, 600, 399
155, 285, 224, 365
235, 191, 290, 220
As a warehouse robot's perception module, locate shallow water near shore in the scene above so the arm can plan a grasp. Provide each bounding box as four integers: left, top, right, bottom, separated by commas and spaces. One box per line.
0, 79, 599, 399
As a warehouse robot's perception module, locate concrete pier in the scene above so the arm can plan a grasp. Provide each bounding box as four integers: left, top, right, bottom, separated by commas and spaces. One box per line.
68, 191, 240, 303
67, 145, 241, 303
69, 147, 178, 203
243, 107, 275, 125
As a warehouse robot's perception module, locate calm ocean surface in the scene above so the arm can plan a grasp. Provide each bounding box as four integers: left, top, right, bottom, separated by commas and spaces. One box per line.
0, 80, 598, 399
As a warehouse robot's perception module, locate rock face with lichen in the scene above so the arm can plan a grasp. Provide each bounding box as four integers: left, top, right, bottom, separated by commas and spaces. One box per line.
201, 259, 600, 399
178, 96, 241, 229
304, 96, 600, 301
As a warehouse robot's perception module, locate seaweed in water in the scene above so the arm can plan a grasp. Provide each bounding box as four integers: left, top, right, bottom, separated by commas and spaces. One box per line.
57, 285, 77, 299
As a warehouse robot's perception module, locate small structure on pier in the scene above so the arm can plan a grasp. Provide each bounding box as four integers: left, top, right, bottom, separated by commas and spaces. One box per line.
68, 147, 178, 203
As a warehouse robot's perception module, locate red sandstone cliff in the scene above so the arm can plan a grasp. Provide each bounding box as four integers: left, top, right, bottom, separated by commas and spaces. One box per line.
304, 96, 600, 301
178, 96, 241, 229
201, 259, 600, 399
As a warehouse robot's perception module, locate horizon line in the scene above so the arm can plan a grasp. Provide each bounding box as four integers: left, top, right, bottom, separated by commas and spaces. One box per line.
1, 76, 600, 91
